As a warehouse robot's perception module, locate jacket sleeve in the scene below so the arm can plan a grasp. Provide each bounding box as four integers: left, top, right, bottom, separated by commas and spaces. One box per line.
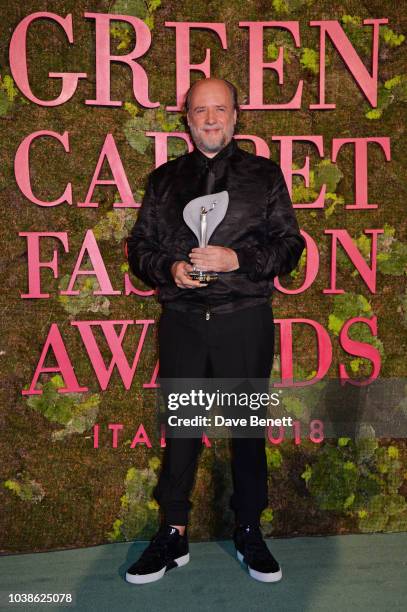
126, 174, 175, 289
234, 165, 305, 282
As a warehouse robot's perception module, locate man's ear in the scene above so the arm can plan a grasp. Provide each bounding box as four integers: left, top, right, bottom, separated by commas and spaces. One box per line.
233, 109, 237, 125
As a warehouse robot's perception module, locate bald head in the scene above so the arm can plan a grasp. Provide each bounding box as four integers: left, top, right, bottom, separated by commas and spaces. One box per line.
184, 78, 239, 113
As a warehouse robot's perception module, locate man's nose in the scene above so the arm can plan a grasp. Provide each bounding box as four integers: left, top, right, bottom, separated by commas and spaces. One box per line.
206, 108, 216, 124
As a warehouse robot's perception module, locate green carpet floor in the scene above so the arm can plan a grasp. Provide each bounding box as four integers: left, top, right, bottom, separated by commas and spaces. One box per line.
1, 534, 407, 611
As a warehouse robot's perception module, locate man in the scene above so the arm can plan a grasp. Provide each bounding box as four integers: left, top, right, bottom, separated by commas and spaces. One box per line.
125, 78, 305, 584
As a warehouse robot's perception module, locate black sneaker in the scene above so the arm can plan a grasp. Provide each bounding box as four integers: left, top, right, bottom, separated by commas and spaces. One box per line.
126, 525, 189, 584
234, 524, 282, 583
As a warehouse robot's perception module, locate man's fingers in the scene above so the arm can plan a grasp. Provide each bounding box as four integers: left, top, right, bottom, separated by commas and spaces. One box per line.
189, 254, 211, 261
190, 246, 218, 254
176, 271, 205, 288
189, 258, 219, 272
189, 255, 213, 266
173, 262, 203, 288
189, 262, 209, 271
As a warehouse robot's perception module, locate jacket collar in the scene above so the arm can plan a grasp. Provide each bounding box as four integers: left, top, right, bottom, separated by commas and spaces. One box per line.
191, 137, 238, 168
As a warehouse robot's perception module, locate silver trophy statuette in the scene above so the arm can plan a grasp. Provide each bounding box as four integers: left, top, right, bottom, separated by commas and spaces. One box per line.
183, 191, 229, 283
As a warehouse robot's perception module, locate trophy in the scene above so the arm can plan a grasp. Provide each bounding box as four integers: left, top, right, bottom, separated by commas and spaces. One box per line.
183, 191, 229, 283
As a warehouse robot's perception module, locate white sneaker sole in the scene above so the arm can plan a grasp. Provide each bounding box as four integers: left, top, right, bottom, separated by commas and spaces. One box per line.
126, 553, 190, 585
236, 550, 283, 583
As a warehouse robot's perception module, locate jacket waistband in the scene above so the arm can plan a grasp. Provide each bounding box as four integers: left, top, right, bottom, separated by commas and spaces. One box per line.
162, 297, 269, 315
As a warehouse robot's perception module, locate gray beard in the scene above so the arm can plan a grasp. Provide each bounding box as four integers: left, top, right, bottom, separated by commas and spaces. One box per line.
199, 140, 225, 153
190, 126, 228, 154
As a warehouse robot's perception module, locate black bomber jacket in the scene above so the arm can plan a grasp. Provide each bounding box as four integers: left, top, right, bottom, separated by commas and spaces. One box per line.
126, 138, 305, 313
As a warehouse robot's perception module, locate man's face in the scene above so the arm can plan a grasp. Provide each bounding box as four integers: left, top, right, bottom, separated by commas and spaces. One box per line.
187, 80, 237, 157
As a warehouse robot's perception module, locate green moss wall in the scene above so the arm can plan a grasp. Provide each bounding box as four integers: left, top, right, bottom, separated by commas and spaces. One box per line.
1, 0, 406, 552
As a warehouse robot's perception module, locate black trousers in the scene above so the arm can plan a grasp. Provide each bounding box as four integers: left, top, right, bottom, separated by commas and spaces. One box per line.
153, 303, 275, 526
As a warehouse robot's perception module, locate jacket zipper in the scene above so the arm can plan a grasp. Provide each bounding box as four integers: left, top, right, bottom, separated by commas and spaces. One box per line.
204, 295, 211, 320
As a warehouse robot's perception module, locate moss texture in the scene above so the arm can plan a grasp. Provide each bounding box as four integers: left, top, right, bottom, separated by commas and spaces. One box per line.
0, 0, 406, 552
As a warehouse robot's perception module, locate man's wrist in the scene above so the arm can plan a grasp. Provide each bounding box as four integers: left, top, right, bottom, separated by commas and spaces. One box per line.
226, 248, 240, 272
170, 260, 187, 279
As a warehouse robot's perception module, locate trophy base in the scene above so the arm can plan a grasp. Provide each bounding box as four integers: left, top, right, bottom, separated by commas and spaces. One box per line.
189, 270, 218, 284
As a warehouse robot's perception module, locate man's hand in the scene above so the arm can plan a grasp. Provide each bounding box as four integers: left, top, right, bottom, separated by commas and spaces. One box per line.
189, 246, 240, 272
171, 261, 207, 288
